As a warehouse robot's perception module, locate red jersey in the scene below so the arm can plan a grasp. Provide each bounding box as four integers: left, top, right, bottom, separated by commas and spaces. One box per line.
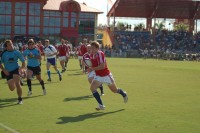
80, 44, 87, 56
22, 45, 28, 52
38, 44, 44, 55
76, 46, 82, 56
57, 44, 69, 56
90, 50, 110, 76
83, 52, 90, 59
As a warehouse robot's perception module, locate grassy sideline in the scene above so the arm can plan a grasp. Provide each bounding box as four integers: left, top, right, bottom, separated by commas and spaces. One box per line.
0, 58, 200, 133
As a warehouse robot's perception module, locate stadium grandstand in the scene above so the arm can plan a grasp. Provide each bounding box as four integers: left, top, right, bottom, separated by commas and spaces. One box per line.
102, 0, 200, 61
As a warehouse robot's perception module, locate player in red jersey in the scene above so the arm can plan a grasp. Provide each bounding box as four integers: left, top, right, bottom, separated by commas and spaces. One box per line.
65, 40, 71, 68
83, 44, 104, 95
57, 39, 69, 73
87, 41, 128, 110
76, 43, 83, 69
22, 44, 28, 52
80, 39, 88, 73
37, 41, 45, 61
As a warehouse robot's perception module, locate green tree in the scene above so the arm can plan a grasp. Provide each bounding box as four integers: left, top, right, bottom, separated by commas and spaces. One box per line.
154, 22, 165, 30
174, 23, 189, 31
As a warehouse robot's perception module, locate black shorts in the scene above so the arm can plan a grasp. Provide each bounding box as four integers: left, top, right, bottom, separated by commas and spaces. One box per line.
27, 66, 41, 75
6, 68, 19, 81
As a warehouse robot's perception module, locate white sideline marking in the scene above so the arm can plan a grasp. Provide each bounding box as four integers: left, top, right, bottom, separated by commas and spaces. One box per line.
0, 123, 20, 133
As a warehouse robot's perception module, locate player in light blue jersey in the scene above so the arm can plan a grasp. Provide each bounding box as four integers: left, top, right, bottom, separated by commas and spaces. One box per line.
44, 39, 62, 81
23, 39, 46, 96
0, 40, 25, 104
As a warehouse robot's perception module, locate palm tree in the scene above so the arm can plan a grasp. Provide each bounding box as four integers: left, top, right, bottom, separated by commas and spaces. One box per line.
174, 23, 189, 31
154, 22, 165, 31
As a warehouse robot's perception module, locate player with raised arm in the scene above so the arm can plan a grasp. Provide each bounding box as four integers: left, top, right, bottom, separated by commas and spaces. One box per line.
88, 41, 128, 110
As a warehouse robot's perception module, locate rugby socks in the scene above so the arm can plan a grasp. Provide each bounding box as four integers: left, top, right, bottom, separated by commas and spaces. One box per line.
18, 97, 22, 101
40, 80, 45, 90
117, 88, 126, 97
57, 70, 61, 76
93, 91, 103, 105
47, 70, 51, 79
27, 79, 32, 91
99, 85, 104, 94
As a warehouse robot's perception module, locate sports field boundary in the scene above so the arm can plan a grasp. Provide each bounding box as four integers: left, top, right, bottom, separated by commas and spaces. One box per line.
0, 123, 20, 133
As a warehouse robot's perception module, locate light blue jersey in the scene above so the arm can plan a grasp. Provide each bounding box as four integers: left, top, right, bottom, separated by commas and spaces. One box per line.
23, 48, 40, 67
0, 50, 25, 72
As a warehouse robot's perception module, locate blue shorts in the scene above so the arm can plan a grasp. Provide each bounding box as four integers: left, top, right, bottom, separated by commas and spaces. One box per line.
47, 58, 56, 66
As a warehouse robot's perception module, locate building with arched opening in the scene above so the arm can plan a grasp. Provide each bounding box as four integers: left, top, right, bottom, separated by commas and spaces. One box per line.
0, 0, 103, 46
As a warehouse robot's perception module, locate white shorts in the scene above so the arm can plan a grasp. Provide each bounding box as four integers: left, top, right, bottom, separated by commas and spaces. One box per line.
88, 71, 96, 78
58, 56, 66, 61
78, 56, 83, 60
93, 73, 115, 85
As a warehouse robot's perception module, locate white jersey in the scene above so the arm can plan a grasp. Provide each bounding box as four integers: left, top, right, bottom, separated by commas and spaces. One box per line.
44, 45, 57, 59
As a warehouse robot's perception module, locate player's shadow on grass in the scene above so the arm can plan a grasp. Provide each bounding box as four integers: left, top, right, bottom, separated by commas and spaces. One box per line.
67, 72, 83, 76
67, 69, 81, 71
0, 95, 42, 108
63, 95, 93, 102
56, 109, 125, 124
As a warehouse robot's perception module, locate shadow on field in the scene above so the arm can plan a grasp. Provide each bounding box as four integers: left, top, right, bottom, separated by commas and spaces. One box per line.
63, 95, 93, 102
67, 73, 83, 76
0, 95, 42, 108
56, 109, 125, 124
67, 69, 81, 71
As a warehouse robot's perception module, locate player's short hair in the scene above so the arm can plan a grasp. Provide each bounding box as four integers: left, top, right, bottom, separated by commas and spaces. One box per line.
27, 39, 35, 45
4, 40, 12, 48
90, 41, 100, 49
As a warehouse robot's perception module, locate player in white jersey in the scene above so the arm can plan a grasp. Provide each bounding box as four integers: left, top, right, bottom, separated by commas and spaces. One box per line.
43, 39, 62, 82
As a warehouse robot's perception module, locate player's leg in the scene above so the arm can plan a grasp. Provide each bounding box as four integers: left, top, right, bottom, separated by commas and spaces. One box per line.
26, 69, 33, 96
108, 83, 128, 103
46, 61, 51, 81
13, 74, 23, 104
35, 66, 46, 95
52, 58, 62, 81
88, 71, 104, 95
7, 79, 16, 91
106, 73, 128, 103
59, 57, 66, 73
90, 79, 105, 110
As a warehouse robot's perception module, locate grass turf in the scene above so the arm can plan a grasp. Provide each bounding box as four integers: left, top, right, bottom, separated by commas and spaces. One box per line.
0, 58, 200, 133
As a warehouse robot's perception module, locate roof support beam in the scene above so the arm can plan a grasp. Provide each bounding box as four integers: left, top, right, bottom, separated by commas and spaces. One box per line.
193, 1, 200, 20
150, 2, 158, 18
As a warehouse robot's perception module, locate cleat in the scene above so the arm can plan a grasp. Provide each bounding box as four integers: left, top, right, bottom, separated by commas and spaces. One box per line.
101, 92, 105, 96
61, 69, 66, 73
18, 100, 23, 105
43, 89, 46, 95
47, 78, 51, 82
27, 91, 32, 96
95, 104, 105, 111
59, 75, 62, 81
123, 92, 128, 103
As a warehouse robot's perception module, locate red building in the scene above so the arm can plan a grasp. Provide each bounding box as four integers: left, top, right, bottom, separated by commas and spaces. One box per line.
0, 0, 103, 46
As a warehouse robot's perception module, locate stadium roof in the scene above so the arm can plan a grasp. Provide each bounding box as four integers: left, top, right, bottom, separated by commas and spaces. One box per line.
107, 0, 200, 19
43, 0, 103, 13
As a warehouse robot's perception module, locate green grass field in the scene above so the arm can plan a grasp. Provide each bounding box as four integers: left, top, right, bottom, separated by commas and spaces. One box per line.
1, 58, 200, 133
